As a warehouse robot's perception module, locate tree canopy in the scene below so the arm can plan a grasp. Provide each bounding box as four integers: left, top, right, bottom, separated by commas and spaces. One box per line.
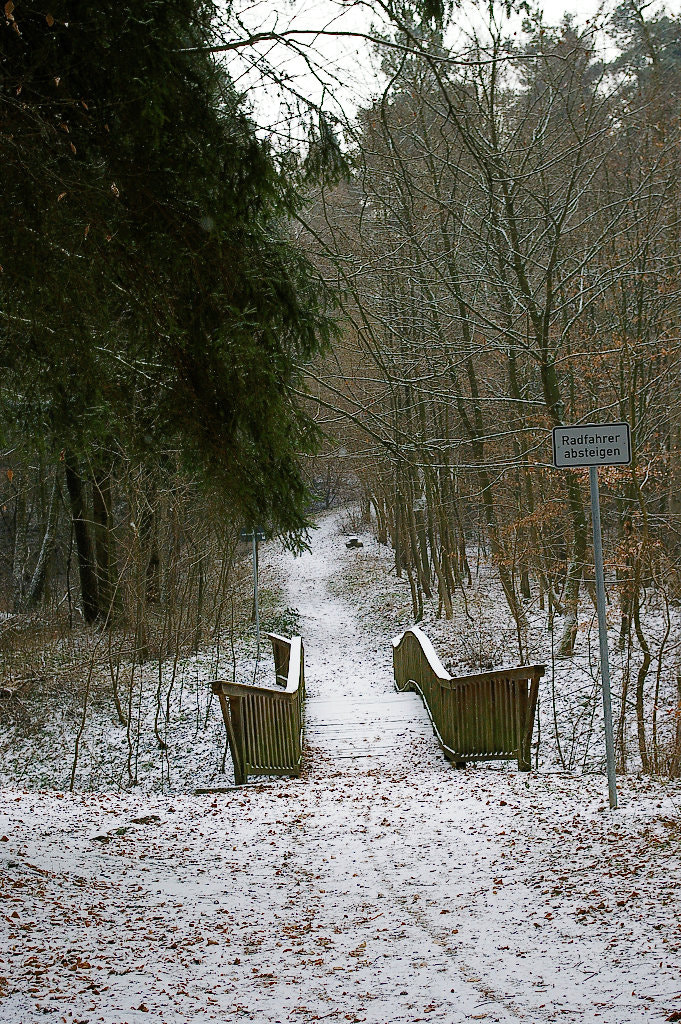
1, 0, 334, 535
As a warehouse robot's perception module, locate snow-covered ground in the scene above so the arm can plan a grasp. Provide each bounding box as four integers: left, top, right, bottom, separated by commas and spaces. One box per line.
1, 512, 680, 1023
0, 586, 295, 795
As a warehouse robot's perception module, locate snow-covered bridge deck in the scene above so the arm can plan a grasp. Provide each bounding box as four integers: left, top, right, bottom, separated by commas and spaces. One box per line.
305, 692, 432, 759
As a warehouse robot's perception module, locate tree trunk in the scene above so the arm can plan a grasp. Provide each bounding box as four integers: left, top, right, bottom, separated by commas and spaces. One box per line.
64, 456, 99, 624
538, 355, 589, 658
138, 474, 160, 604
24, 475, 60, 610
12, 475, 28, 613
633, 586, 651, 773
671, 670, 681, 779
92, 467, 114, 624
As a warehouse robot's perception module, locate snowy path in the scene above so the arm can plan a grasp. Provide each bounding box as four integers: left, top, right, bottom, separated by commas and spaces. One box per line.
283, 514, 432, 760
0, 516, 680, 1023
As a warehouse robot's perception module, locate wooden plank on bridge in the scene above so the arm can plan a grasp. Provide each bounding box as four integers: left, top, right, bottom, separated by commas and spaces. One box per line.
305, 692, 432, 759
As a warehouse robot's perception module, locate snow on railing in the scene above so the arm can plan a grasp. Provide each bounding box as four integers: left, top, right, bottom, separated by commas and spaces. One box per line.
212, 633, 305, 785
392, 628, 544, 771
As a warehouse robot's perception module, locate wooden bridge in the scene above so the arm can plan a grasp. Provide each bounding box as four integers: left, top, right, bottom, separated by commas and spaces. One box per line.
213, 628, 544, 783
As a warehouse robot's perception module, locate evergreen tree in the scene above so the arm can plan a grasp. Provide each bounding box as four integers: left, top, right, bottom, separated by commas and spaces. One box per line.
1, 1, 333, 538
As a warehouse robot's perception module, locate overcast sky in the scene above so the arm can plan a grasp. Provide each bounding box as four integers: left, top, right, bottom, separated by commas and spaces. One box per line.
219, 0, 664, 135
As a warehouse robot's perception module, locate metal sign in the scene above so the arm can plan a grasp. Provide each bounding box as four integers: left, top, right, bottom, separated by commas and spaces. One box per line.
240, 527, 266, 543
552, 422, 631, 468
553, 421, 631, 810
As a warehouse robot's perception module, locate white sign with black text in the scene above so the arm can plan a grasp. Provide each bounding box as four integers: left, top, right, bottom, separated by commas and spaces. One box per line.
552, 422, 631, 468
551, 419, 632, 809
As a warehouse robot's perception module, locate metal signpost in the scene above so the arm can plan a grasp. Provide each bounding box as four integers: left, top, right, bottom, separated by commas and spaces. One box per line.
552, 422, 632, 810
240, 527, 266, 662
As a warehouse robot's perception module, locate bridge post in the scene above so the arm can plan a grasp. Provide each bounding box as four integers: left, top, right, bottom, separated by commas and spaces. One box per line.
518, 669, 541, 771
218, 693, 247, 785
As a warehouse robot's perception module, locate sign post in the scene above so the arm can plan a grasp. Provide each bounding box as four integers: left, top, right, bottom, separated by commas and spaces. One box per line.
240, 527, 266, 663
552, 422, 632, 810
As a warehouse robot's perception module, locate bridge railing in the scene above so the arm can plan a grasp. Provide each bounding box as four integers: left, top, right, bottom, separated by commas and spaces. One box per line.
212, 633, 305, 785
392, 627, 544, 771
